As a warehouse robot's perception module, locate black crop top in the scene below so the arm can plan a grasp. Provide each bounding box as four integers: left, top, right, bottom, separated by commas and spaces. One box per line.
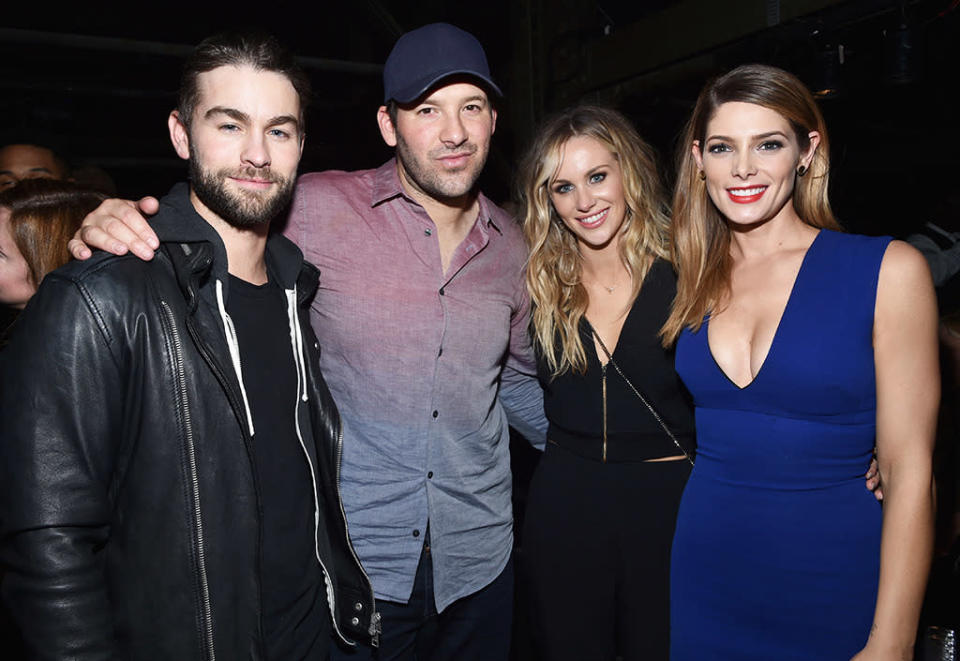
536, 259, 696, 462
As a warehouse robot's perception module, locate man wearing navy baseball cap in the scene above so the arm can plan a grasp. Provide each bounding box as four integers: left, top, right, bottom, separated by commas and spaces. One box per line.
70, 23, 547, 661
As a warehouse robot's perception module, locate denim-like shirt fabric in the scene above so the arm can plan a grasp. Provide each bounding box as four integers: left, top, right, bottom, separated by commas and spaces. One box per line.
282, 160, 547, 611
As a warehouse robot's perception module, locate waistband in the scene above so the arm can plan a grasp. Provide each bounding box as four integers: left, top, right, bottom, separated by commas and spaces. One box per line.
547, 427, 696, 463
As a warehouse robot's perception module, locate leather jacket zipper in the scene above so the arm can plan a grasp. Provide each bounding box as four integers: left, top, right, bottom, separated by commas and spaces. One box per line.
162, 301, 216, 661
293, 384, 346, 643
287, 294, 365, 647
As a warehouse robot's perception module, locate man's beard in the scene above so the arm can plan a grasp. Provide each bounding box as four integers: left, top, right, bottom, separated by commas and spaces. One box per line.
395, 132, 486, 203
189, 152, 295, 229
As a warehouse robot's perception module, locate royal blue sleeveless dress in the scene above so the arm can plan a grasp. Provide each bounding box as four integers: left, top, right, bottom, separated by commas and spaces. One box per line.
670, 230, 891, 660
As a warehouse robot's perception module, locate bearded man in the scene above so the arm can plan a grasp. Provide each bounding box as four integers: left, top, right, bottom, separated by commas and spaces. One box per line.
0, 31, 376, 661
70, 23, 548, 660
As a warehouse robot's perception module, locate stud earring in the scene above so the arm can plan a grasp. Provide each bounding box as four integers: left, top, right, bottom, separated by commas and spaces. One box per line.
797, 165, 808, 177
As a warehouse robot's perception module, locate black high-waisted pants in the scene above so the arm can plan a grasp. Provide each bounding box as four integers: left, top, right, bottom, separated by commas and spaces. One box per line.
521, 441, 691, 661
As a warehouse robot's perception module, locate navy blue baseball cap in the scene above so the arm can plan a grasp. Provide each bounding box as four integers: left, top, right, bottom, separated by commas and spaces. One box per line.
383, 23, 503, 104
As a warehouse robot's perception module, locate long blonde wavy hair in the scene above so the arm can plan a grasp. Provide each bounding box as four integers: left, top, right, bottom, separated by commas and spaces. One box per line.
519, 105, 671, 377
661, 64, 842, 345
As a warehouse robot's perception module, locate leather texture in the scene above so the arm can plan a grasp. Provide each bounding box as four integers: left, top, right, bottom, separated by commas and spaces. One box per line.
0, 185, 376, 660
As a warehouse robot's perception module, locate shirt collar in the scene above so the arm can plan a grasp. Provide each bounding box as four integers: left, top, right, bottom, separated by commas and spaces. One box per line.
370, 157, 502, 234
370, 158, 406, 207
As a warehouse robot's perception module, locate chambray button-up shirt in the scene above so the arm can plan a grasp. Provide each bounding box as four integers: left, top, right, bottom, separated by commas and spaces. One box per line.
282, 160, 546, 611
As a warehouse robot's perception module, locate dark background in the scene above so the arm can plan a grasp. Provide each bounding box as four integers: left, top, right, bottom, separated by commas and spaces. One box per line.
2, 1, 959, 657
2, 0, 958, 236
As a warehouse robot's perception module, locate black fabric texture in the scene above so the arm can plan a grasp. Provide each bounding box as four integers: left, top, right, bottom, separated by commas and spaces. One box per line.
536, 258, 696, 462
226, 274, 329, 660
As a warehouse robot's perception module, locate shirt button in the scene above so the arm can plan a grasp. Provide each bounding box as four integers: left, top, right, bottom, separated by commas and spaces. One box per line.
439, 287, 445, 296
432, 410, 438, 418
354, 601, 363, 612
413, 529, 420, 538
427, 471, 434, 479
351, 616, 360, 626
424, 228, 432, 236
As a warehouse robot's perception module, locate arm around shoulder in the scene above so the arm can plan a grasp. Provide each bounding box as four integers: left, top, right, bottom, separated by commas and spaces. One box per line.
68, 196, 160, 261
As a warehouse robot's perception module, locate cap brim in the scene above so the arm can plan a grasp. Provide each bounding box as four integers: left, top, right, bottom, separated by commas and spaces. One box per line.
387, 70, 503, 104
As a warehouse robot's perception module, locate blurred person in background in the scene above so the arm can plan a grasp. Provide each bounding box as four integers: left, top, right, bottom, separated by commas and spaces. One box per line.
0, 143, 69, 190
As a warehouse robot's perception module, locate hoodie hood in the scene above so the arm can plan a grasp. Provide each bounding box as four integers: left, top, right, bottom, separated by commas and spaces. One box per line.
153, 182, 309, 294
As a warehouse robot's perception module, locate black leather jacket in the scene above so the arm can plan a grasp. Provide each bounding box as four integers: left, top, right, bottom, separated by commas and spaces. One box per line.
0, 184, 378, 660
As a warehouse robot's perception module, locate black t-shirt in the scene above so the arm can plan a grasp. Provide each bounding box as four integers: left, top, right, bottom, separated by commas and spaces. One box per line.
536, 259, 696, 461
226, 275, 329, 660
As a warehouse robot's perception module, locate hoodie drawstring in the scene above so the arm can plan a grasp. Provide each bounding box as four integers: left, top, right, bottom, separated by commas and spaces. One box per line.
286, 287, 309, 403
215, 279, 256, 436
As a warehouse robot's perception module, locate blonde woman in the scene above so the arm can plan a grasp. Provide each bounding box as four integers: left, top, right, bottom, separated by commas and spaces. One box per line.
518, 105, 694, 660
665, 64, 936, 660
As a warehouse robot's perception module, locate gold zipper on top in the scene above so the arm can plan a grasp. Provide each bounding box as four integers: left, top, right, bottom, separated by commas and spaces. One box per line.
601, 361, 608, 463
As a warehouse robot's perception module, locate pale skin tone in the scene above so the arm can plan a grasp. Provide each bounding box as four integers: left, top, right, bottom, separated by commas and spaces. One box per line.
0, 206, 36, 308
695, 101, 936, 661
549, 135, 684, 463
70, 81, 493, 279
169, 65, 303, 283
67, 65, 303, 281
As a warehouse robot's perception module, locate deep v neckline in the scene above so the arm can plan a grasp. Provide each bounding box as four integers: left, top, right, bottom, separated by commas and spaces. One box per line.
706, 230, 822, 391
585, 294, 639, 367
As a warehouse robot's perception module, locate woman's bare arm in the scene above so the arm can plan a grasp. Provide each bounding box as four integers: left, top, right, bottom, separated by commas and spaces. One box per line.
853, 240, 938, 661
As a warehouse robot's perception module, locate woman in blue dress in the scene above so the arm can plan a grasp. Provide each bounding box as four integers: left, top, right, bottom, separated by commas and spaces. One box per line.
663, 64, 937, 660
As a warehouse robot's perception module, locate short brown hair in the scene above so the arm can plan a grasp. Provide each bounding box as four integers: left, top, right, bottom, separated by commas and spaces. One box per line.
0, 179, 106, 286
178, 30, 311, 133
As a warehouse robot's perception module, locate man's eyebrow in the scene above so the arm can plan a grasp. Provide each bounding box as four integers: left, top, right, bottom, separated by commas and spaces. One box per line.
204, 106, 250, 123
203, 108, 299, 132
266, 115, 300, 131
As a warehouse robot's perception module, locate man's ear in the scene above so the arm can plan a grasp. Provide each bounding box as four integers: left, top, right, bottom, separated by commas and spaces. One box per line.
490, 108, 498, 137
168, 110, 191, 160
377, 106, 398, 148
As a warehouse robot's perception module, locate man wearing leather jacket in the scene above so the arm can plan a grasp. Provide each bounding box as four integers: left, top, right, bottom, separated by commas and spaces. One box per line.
0, 31, 377, 660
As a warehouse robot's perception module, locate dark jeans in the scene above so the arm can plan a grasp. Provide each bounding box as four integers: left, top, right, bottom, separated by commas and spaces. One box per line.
332, 541, 513, 661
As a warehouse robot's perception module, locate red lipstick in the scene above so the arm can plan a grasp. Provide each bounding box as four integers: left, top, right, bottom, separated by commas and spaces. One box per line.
726, 186, 767, 204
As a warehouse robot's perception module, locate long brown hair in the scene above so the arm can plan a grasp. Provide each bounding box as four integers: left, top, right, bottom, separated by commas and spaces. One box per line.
0, 179, 106, 287
661, 63, 842, 345
518, 105, 670, 376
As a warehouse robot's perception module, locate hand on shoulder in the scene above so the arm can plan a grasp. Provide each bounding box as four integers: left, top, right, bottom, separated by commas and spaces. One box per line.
68, 196, 160, 261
